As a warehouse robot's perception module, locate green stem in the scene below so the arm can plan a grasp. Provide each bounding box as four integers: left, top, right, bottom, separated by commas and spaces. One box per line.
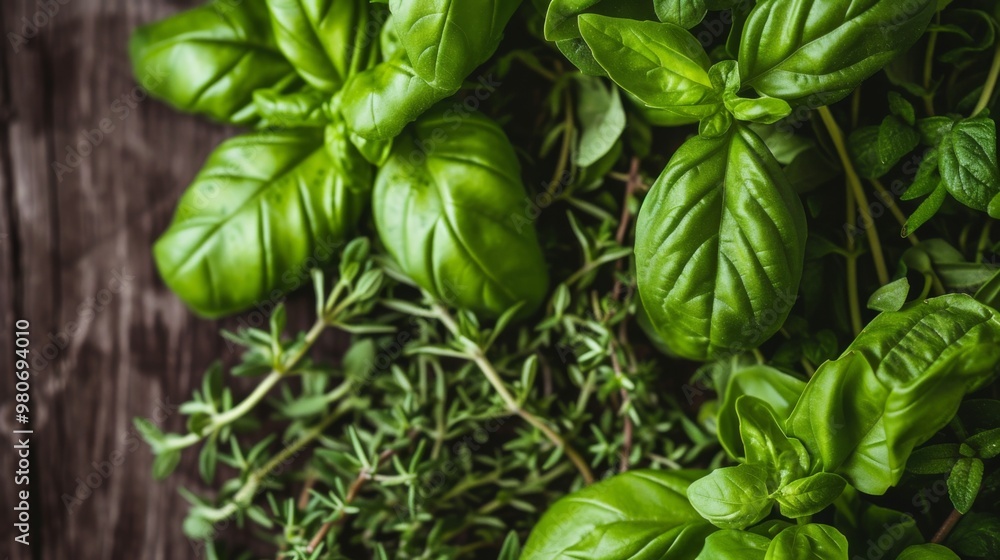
923, 15, 940, 116
431, 303, 596, 484
973, 39, 1000, 116
846, 183, 863, 337
819, 106, 890, 286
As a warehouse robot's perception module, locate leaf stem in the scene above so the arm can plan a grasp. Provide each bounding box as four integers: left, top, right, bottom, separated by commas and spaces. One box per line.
923, 16, 940, 116
973, 39, 1000, 116
931, 508, 963, 544
818, 106, 890, 286
846, 182, 863, 336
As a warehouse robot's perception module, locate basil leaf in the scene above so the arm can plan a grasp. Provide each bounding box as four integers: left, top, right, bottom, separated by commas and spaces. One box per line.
390, 0, 520, 90
712, 61, 792, 125
522, 469, 713, 559
897, 544, 962, 560
129, 0, 299, 125
737, 396, 809, 484
688, 464, 774, 530
264, 0, 378, 92
578, 15, 721, 120
774, 472, 846, 519
635, 125, 807, 360
787, 295, 1000, 494
338, 50, 446, 140
574, 76, 627, 167
253, 88, 329, 127
373, 110, 549, 318
654, 0, 708, 29
718, 366, 806, 461
763, 524, 848, 560
740, 0, 935, 104
939, 116, 1000, 212
544, 0, 656, 75
154, 130, 369, 317
903, 182, 946, 237
696, 530, 771, 560
867, 277, 910, 312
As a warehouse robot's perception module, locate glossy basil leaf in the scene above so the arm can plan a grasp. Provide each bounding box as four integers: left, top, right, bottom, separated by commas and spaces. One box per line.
338, 49, 446, 140
897, 544, 961, 560
575, 76, 627, 166
522, 469, 713, 559
129, 0, 299, 124
654, 0, 707, 29
688, 464, 774, 530
264, 0, 378, 92
253, 88, 329, 127
903, 182, 946, 238
711, 61, 791, 125
939, 116, 1000, 211
948, 457, 985, 514
696, 530, 770, 560
373, 110, 548, 318
866, 277, 910, 312
718, 366, 807, 460
739, 0, 935, 105
154, 129, 369, 317
763, 524, 848, 560
907, 443, 963, 474
579, 15, 721, 120
787, 295, 1000, 494
635, 125, 807, 360
849, 118, 919, 180
390, 0, 520, 90
544, 0, 656, 75
737, 396, 809, 484
774, 472, 846, 519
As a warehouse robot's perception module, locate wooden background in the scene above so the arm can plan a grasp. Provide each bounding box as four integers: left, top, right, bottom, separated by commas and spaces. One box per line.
0, 1, 338, 558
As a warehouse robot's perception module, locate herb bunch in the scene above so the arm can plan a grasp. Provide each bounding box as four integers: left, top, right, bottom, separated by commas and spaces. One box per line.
131, 0, 1000, 558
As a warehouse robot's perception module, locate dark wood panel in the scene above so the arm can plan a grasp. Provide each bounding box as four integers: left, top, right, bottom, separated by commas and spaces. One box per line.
1, 1, 342, 558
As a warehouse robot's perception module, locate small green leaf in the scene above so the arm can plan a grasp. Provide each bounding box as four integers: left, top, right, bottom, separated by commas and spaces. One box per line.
967, 427, 1000, 459
939, 116, 1000, 211
153, 450, 181, 480
903, 182, 947, 237
867, 277, 910, 312
654, 0, 708, 29
574, 76, 626, 167
764, 524, 849, 560
774, 473, 846, 519
889, 92, 916, 126
907, 444, 962, 474
697, 529, 771, 560
897, 544, 961, 560
948, 457, 985, 514
688, 464, 774, 530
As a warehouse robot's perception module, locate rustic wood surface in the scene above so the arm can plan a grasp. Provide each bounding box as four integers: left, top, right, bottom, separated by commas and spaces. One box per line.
0, 2, 342, 558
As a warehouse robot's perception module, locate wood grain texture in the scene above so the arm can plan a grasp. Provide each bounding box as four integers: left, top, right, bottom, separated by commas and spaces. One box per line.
0, 2, 345, 558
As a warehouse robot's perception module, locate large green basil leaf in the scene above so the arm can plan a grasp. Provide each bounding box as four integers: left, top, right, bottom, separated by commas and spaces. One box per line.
389, 0, 520, 90
718, 366, 806, 461
635, 125, 807, 360
688, 464, 774, 529
373, 110, 548, 318
696, 530, 770, 560
578, 15, 721, 120
544, 0, 656, 76
129, 0, 299, 125
522, 469, 714, 559
787, 294, 1000, 494
154, 130, 369, 317
338, 49, 446, 140
764, 524, 848, 560
938, 116, 1000, 212
739, 0, 935, 104
264, 0, 379, 92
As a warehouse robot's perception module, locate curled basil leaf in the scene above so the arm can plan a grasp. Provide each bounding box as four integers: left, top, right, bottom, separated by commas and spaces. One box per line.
264, 0, 380, 92
154, 130, 369, 317
522, 469, 714, 559
786, 294, 1000, 494
636, 125, 807, 360
390, 0, 520, 90
739, 0, 935, 105
373, 110, 548, 318
718, 366, 806, 461
129, 0, 299, 124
